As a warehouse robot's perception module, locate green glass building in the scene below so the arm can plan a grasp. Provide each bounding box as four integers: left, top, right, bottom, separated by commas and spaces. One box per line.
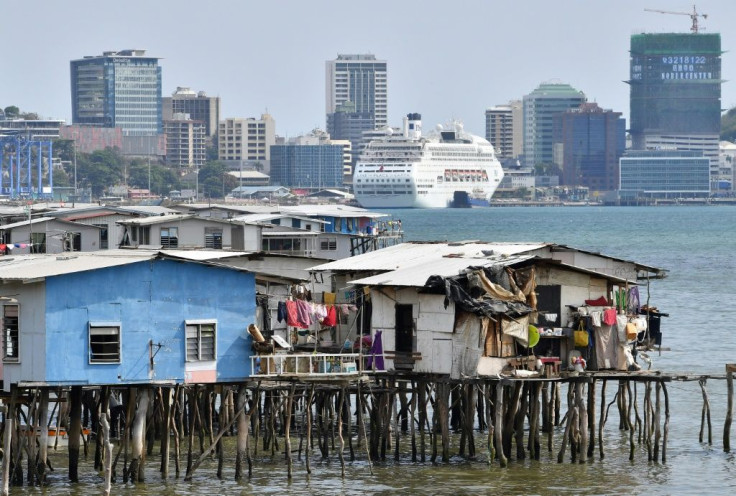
628, 33, 722, 149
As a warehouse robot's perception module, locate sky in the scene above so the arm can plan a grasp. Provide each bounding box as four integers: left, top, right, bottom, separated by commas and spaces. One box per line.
3, 0, 735, 138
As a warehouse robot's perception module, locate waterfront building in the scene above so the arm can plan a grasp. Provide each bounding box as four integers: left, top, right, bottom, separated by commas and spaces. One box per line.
0, 119, 65, 140
485, 101, 522, 160
523, 82, 586, 168
619, 150, 710, 199
270, 134, 344, 189
553, 103, 626, 191
162, 87, 220, 140
628, 33, 722, 185
326, 101, 374, 166
70, 50, 162, 136
326, 54, 387, 131
164, 113, 206, 168
218, 114, 275, 168
60, 125, 123, 154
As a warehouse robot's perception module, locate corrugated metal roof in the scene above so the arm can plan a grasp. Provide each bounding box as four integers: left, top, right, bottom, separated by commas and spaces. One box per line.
0, 217, 103, 230
117, 214, 194, 225
159, 249, 253, 261
0, 251, 156, 281
349, 254, 536, 287
310, 242, 549, 272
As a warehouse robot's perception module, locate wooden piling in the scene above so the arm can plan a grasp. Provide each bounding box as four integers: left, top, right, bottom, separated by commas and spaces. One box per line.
494, 382, 507, 467
68, 385, 83, 483
129, 387, 150, 483
725, 364, 735, 452
699, 378, 713, 445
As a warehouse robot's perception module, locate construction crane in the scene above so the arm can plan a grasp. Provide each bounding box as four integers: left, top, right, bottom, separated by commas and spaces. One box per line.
644, 5, 707, 33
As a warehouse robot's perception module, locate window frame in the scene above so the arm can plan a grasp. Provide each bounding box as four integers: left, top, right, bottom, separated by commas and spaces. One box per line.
88, 322, 122, 364
319, 237, 337, 251
160, 226, 179, 248
185, 320, 217, 362
204, 228, 223, 249
3, 303, 19, 362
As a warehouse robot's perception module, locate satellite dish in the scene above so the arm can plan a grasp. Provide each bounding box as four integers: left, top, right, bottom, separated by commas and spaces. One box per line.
436, 124, 443, 132
386, 128, 394, 136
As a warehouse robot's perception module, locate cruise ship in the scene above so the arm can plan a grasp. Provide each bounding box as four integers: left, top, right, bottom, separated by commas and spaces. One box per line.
353, 113, 504, 208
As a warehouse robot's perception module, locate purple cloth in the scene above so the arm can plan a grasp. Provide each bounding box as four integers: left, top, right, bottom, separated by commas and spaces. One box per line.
366, 330, 384, 371
295, 299, 312, 328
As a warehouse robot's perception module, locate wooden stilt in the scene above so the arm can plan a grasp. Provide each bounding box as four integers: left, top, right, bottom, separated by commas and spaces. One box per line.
662, 382, 670, 463
557, 383, 573, 464
129, 388, 150, 483
306, 384, 315, 475
285, 384, 296, 479
418, 380, 427, 463
598, 379, 606, 460
587, 380, 596, 459
699, 378, 713, 445
101, 397, 114, 496
653, 381, 662, 462
513, 383, 528, 460
725, 365, 735, 452
337, 386, 346, 477
578, 382, 588, 464
410, 380, 417, 462
626, 381, 635, 461
2, 386, 17, 496
37, 389, 49, 485
68, 385, 83, 483
495, 382, 507, 468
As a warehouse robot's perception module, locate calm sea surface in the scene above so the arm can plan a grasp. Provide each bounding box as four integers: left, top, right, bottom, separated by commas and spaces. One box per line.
16, 206, 736, 495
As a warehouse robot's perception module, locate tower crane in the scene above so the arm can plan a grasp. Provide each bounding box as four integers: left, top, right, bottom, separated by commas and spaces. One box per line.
644, 5, 707, 33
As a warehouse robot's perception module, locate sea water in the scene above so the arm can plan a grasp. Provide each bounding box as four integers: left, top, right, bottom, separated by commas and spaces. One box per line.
13, 206, 736, 495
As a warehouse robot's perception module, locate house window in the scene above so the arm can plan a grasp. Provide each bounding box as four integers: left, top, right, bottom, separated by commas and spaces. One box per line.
3, 304, 19, 361
185, 321, 216, 361
160, 227, 179, 248
30, 232, 46, 254
319, 237, 337, 251
64, 232, 81, 252
89, 323, 121, 363
205, 228, 223, 249
94, 224, 109, 249
139, 226, 150, 245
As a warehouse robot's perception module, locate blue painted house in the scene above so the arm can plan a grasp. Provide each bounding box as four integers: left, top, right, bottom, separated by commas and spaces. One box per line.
0, 250, 255, 390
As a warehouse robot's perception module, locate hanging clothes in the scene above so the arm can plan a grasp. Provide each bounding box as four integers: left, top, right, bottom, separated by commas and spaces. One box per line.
285, 300, 302, 328
277, 301, 287, 323
322, 305, 337, 327
366, 330, 384, 371
594, 324, 619, 370
313, 304, 328, 321
323, 292, 337, 305
627, 287, 641, 315
603, 308, 617, 326
295, 299, 312, 328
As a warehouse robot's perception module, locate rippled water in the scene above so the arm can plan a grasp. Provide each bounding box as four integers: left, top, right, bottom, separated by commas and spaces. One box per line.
10, 206, 736, 494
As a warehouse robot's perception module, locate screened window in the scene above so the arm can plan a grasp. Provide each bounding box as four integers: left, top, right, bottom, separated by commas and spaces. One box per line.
160, 227, 179, 248
204, 228, 223, 249
3, 304, 19, 361
94, 224, 109, 249
319, 237, 337, 251
30, 232, 46, 254
186, 321, 216, 361
89, 324, 121, 363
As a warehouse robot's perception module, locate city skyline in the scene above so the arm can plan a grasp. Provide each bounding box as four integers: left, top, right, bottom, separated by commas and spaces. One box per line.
3, 1, 735, 138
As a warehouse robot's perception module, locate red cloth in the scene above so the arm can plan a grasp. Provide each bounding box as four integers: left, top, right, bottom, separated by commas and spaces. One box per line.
285, 300, 309, 329
322, 305, 337, 327
585, 296, 608, 306
603, 308, 617, 326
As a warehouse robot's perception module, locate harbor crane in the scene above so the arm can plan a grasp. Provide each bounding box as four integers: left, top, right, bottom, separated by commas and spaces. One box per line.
644, 5, 707, 33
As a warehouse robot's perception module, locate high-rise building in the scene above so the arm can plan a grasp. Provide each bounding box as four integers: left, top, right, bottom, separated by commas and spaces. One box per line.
523, 82, 586, 168
218, 114, 276, 165
619, 150, 710, 199
553, 103, 626, 191
327, 101, 374, 167
164, 113, 206, 168
270, 131, 344, 189
326, 54, 387, 131
628, 33, 722, 186
162, 87, 220, 140
70, 50, 162, 136
485, 101, 522, 160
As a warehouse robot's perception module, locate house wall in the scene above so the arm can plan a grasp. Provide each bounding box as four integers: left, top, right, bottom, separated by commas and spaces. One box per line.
1, 282, 47, 389
547, 251, 639, 281
68, 213, 130, 249
370, 288, 455, 374
152, 219, 233, 249
537, 265, 610, 326
37, 259, 255, 387
7, 221, 100, 254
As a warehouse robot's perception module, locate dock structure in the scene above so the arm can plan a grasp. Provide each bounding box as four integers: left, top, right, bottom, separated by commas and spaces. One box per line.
0, 239, 728, 492
2, 368, 733, 493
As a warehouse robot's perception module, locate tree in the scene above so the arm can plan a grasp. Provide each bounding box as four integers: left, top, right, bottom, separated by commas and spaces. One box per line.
722, 107, 736, 143
76, 147, 125, 197
127, 162, 181, 195
198, 161, 237, 198
3, 106, 19, 118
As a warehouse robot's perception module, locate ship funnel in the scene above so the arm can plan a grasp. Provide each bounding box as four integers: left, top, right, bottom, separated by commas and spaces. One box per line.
403, 112, 422, 140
